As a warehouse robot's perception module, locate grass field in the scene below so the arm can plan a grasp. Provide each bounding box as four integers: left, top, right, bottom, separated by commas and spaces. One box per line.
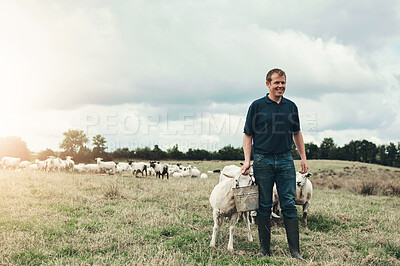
0, 160, 399, 265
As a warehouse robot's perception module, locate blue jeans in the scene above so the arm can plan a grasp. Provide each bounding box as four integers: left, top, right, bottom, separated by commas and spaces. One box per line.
253, 151, 298, 220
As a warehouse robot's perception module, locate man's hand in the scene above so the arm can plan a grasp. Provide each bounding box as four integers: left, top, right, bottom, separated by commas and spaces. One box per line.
241, 161, 250, 175
300, 159, 308, 174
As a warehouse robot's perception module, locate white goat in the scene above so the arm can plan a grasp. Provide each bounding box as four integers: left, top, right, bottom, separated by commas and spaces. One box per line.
167, 164, 179, 174
150, 161, 169, 179
18, 161, 32, 169
181, 166, 192, 177
73, 163, 86, 173
1, 157, 21, 169
172, 172, 183, 178
65, 156, 75, 171
295, 172, 313, 226
116, 162, 132, 174
45, 156, 61, 172
96, 158, 116, 174
200, 173, 208, 179
35, 159, 46, 171
84, 163, 101, 173
28, 164, 38, 170
273, 172, 313, 226
209, 166, 254, 252
129, 161, 147, 177
191, 167, 201, 178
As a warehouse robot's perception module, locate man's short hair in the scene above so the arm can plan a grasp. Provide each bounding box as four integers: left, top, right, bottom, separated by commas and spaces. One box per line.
266, 68, 286, 82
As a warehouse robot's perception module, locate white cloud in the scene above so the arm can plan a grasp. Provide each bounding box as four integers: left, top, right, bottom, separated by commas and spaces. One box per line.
0, 1, 399, 152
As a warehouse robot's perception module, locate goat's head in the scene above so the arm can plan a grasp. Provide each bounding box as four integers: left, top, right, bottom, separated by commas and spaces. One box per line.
296, 172, 312, 187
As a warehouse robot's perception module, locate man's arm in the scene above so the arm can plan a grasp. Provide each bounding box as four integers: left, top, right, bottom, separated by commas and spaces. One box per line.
241, 133, 252, 174
293, 131, 308, 173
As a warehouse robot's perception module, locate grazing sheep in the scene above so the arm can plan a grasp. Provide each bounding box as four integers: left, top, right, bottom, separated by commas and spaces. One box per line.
172, 172, 183, 178
116, 162, 132, 174
73, 163, 86, 173
191, 167, 201, 178
200, 173, 208, 179
167, 164, 181, 175
28, 164, 38, 170
147, 165, 156, 176
149, 161, 169, 179
209, 167, 255, 252
95, 158, 116, 174
65, 156, 75, 171
273, 172, 313, 226
45, 156, 61, 172
295, 172, 313, 226
129, 161, 148, 177
35, 159, 46, 171
1, 157, 21, 169
218, 165, 242, 183
18, 161, 32, 169
84, 163, 101, 173
181, 166, 192, 178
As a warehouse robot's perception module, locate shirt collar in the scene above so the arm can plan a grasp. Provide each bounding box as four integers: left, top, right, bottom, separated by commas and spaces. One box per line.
265, 93, 287, 104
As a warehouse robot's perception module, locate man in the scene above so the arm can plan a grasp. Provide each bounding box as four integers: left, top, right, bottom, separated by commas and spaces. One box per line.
241, 68, 308, 260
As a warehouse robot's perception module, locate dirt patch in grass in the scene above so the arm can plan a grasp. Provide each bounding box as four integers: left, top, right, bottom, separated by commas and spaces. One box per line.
311, 165, 400, 197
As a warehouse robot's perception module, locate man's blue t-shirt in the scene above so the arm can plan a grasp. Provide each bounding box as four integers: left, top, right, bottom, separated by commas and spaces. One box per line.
243, 94, 300, 155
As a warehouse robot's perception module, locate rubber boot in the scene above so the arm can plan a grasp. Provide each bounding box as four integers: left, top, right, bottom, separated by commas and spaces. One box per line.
255, 217, 271, 257
284, 219, 305, 261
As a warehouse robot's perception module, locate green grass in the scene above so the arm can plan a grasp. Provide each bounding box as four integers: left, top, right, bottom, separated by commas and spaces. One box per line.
0, 160, 399, 265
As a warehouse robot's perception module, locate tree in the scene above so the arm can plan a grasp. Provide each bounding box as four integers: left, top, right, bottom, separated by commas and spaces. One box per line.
37, 148, 56, 160
112, 148, 134, 159
152, 145, 167, 160
359, 140, 377, 163
0, 136, 31, 161
166, 144, 185, 160
217, 145, 243, 160
135, 147, 152, 160
75, 146, 94, 164
92, 134, 107, 157
60, 129, 89, 155
386, 142, 398, 167
319, 137, 336, 159
305, 142, 319, 159
291, 143, 301, 160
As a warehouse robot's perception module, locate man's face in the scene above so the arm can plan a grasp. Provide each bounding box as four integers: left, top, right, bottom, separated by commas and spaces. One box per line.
266, 73, 286, 98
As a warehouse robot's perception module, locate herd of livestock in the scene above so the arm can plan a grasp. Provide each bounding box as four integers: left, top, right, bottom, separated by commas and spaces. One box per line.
1, 155, 314, 252
0, 156, 209, 179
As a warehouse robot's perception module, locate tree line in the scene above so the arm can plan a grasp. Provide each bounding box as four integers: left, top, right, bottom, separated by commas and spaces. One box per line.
0, 130, 399, 167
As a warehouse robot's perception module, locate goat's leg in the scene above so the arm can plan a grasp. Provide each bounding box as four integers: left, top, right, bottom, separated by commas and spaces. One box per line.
243, 212, 253, 242
210, 209, 223, 247
303, 202, 309, 227
227, 212, 239, 252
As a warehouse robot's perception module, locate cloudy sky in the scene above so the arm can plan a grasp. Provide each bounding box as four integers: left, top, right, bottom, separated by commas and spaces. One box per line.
1, 0, 399, 152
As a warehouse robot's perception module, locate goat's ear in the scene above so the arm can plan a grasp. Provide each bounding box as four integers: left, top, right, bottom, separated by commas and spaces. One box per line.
306, 173, 312, 177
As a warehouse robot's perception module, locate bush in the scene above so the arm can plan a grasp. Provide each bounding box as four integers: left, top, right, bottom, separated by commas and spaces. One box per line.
360, 182, 377, 195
